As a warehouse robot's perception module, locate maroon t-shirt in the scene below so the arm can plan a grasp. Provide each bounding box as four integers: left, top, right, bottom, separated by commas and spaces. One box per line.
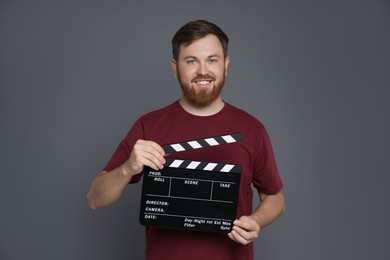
103, 101, 283, 260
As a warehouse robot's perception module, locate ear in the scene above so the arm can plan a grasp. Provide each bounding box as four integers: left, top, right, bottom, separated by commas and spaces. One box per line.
224, 56, 230, 76
171, 59, 178, 79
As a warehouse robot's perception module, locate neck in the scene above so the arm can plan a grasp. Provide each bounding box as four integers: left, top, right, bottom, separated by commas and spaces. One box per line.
179, 97, 225, 116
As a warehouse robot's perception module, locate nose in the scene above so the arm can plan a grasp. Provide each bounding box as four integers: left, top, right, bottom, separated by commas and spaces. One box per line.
196, 61, 209, 76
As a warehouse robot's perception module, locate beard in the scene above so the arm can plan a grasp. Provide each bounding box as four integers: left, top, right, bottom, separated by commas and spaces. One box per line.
178, 71, 226, 108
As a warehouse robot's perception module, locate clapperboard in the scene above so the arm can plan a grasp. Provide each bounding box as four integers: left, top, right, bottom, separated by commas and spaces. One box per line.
139, 133, 243, 233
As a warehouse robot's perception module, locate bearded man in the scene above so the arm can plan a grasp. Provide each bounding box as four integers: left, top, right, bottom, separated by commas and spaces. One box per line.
87, 20, 285, 260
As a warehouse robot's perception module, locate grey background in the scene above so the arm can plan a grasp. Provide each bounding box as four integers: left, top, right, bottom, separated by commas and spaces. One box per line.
1, 1, 389, 259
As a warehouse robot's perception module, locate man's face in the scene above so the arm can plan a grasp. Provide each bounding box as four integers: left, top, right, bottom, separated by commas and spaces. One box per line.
172, 34, 230, 107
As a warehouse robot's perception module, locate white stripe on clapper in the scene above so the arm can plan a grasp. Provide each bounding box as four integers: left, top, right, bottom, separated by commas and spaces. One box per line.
220, 164, 235, 172
188, 141, 202, 149
222, 135, 236, 143
205, 138, 219, 146
204, 163, 218, 171
169, 159, 184, 168
187, 161, 201, 169
171, 144, 185, 152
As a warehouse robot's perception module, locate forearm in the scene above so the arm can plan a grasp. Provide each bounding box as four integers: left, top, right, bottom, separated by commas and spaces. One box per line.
251, 190, 285, 228
87, 165, 134, 210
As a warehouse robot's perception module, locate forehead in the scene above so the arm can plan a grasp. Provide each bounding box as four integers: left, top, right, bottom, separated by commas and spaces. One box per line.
178, 34, 224, 59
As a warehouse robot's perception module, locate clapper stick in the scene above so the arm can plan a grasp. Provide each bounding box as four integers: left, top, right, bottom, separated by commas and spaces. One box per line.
162, 132, 243, 154
164, 158, 242, 174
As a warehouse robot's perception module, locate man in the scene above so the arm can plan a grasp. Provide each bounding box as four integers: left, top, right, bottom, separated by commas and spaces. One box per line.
87, 20, 285, 260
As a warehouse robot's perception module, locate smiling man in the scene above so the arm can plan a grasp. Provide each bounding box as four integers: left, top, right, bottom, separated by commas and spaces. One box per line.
87, 20, 285, 260
172, 33, 228, 113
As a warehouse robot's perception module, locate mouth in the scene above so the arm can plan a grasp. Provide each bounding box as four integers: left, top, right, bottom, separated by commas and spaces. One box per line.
193, 77, 215, 88
195, 80, 212, 87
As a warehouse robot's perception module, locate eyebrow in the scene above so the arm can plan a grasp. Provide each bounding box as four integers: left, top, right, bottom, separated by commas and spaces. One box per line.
184, 54, 222, 60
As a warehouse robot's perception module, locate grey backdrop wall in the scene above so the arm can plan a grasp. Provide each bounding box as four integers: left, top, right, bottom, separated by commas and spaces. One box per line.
1, 1, 389, 259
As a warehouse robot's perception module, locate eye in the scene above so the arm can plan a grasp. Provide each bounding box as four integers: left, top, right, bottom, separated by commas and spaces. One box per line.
208, 58, 218, 64
186, 59, 197, 64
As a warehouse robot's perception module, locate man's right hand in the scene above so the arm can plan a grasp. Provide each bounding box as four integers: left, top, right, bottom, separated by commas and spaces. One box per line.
123, 139, 166, 176
87, 139, 166, 210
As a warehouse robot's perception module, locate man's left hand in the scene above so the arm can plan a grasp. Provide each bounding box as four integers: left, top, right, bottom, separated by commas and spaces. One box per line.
228, 215, 260, 245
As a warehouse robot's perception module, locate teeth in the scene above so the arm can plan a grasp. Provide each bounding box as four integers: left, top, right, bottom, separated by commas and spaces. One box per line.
197, 81, 210, 85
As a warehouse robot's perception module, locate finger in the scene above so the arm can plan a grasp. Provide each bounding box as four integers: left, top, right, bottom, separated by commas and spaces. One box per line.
234, 217, 260, 234
139, 149, 166, 170
232, 219, 259, 241
135, 153, 163, 171
132, 140, 166, 170
144, 140, 166, 156
228, 230, 250, 245
139, 141, 166, 162
232, 225, 253, 242
227, 232, 238, 243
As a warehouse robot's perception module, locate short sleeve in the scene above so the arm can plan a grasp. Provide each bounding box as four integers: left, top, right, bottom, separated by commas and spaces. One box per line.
102, 119, 145, 183
252, 126, 283, 194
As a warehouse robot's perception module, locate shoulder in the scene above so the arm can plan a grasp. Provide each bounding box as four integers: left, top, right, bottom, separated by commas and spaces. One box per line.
224, 102, 265, 129
139, 101, 179, 122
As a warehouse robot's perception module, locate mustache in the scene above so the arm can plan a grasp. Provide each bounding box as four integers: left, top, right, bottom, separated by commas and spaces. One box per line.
191, 74, 216, 82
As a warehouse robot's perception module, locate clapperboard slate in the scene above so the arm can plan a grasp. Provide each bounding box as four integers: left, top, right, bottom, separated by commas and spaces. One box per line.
139, 133, 243, 233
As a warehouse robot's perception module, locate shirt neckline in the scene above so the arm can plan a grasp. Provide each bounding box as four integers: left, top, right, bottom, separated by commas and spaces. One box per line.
174, 100, 229, 120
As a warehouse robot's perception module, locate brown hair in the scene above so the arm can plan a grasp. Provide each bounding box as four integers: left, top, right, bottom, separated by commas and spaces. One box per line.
171, 20, 229, 61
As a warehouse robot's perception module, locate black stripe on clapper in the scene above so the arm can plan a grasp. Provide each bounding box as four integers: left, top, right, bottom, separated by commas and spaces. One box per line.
212, 163, 225, 172
180, 142, 193, 151
197, 139, 210, 149
214, 136, 227, 145
162, 144, 177, 154
229, 132, 243, 142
